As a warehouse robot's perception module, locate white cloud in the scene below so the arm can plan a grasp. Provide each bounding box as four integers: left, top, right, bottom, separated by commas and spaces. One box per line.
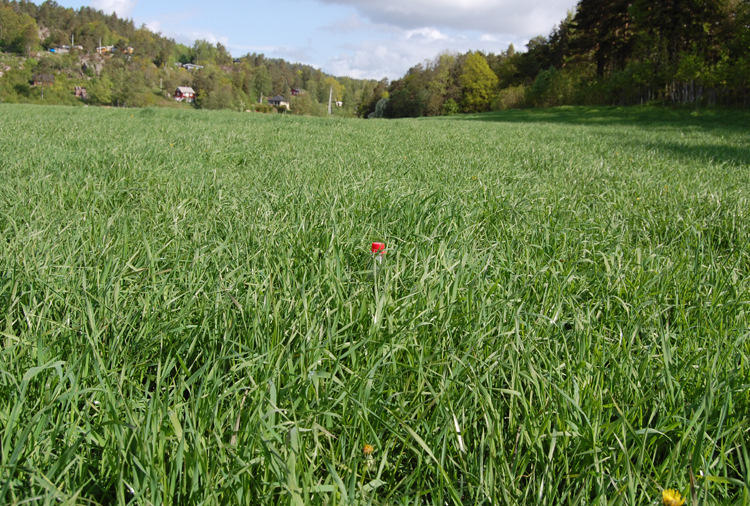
228, 43, 315, 63
89, 0, 137, 17
144, 20, 161, 34
327, 44, 414, 80
325, 27, 510, 80
405, 28, 448, 42
316, 0, 575, 39
184, 31, 229, 46
147, 24, 229, 48
313, 0, 580, 79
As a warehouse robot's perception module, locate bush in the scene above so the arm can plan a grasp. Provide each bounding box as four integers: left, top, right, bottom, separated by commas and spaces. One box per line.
367, 97, 389, 118
526, 67, 575, 107
441, 98, 459, 115
493, 85, 527, 110
573, 79, 606, 105
252, 103, 275, 113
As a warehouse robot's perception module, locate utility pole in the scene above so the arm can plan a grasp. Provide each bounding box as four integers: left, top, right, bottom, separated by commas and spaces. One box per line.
328, 87, 333, 115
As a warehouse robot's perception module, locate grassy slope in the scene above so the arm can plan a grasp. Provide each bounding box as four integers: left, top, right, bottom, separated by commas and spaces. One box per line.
0, 104, 748, 504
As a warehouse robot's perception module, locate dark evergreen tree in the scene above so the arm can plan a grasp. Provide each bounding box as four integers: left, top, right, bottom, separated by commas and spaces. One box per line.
572, 0, 633, 76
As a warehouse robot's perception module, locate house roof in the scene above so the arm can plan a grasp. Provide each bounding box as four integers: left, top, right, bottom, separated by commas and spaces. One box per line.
176, 86, 195, 94
268, 95, 286, 102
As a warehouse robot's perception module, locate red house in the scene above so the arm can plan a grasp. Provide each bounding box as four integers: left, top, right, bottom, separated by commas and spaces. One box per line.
174, 86, 196, 103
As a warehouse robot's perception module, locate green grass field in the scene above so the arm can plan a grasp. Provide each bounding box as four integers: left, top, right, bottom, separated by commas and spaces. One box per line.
1, 104, 748, 504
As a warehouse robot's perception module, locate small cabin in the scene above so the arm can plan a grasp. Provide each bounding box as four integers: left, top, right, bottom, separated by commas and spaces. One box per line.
174, 86, 196, 103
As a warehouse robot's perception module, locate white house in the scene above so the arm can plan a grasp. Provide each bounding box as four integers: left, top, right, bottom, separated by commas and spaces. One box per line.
267, 95, 290, 110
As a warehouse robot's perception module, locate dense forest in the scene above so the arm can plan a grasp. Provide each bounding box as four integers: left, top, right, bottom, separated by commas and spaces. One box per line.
370, 0, 750, 117
1, 0, 748, 117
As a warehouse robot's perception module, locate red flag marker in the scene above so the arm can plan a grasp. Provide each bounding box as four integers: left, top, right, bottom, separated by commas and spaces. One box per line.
371, 242, 385, 254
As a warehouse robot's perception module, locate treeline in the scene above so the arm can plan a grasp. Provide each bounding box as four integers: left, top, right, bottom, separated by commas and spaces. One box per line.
2, 0, 748, 117
0, 0, 378, 115
365, 0, 750, 118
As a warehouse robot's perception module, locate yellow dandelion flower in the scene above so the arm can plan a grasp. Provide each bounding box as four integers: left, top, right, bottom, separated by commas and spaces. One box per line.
663, 488, 685, 506
363, 444, 374, 458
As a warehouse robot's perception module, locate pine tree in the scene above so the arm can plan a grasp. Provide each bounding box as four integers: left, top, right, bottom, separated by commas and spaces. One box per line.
572, 0, 632, 76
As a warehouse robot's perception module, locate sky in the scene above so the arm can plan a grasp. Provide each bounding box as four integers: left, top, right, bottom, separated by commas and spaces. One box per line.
54, 0, 579, 80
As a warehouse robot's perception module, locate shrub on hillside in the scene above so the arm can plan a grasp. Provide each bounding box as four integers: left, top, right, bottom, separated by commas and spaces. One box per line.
526, 68, 575, 107
441, 98, 459, 115
368, 97, 389, 118
252, 103, 275, 113
493, 85, 527, 110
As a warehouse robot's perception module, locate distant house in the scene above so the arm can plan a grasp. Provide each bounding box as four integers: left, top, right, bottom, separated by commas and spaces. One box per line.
97, 45, 114, 54
267, 95, 289, 110
291, 88, 302, 96
174, 86, 196, 103
182, 63, 204, 71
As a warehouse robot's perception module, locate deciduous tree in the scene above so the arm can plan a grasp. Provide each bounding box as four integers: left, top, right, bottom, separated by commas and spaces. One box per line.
459, 52, 498, 112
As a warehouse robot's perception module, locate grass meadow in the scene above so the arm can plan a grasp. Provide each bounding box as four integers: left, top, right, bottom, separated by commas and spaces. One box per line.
0, 104, 749, 504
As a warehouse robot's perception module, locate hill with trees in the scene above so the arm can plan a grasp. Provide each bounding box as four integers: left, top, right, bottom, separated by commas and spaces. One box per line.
1, 0, 748, 117
0, 0, 379, 116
